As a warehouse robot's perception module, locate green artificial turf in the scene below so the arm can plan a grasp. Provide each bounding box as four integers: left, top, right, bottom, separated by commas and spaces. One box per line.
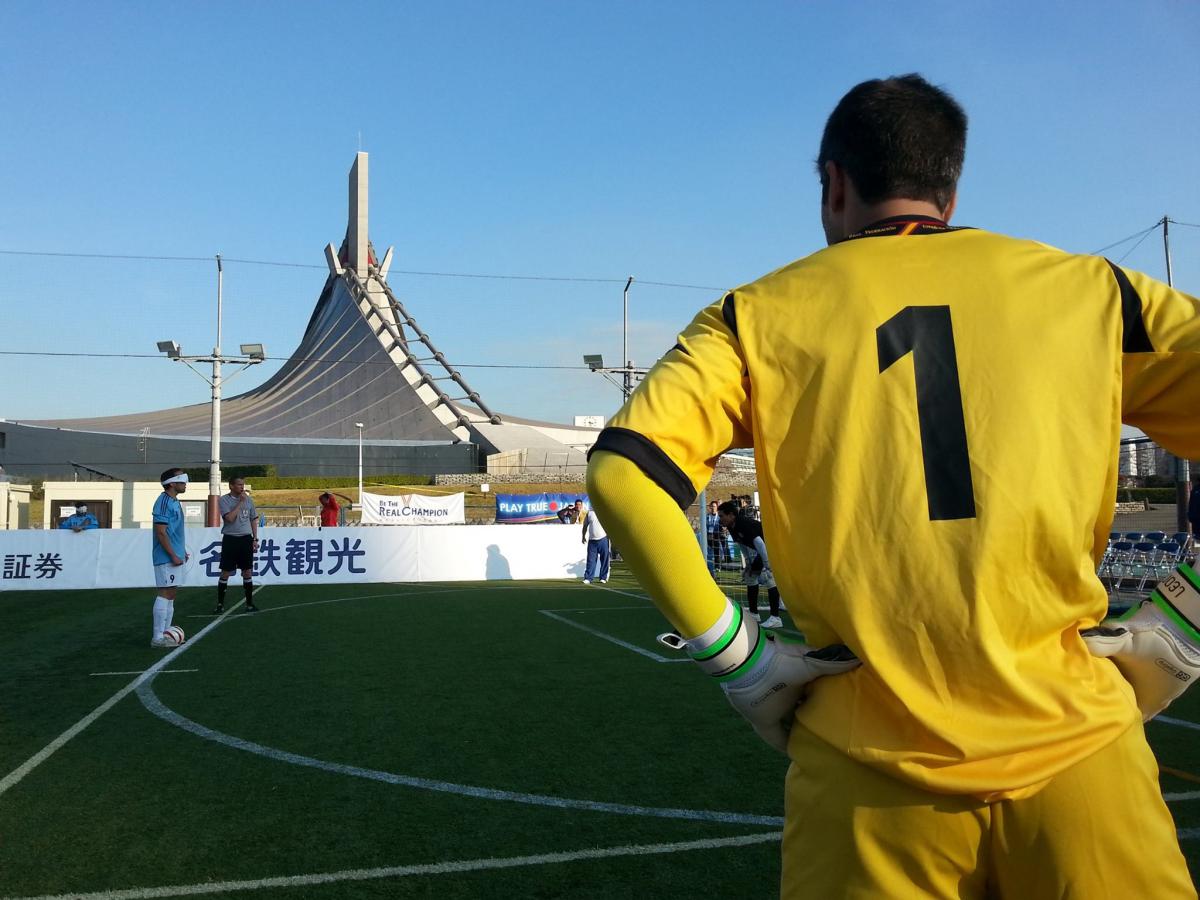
0, 569, 1197, 898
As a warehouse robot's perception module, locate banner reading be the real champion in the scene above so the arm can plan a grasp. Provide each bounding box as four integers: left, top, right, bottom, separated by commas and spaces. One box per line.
360, 491, 465, 525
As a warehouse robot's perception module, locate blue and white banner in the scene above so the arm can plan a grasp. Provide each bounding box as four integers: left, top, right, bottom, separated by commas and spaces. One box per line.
495, 493, 589, 524
360, 491, 465, 525
0, 525, 586, 590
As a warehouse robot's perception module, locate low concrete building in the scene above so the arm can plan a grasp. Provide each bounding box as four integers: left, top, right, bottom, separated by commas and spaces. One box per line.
42, 481, 208, 530
0, 481, 33, 529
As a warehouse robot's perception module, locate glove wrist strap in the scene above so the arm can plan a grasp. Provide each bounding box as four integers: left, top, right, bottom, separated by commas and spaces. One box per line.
686, 599, 764, 679
1142, 563, 1200, 644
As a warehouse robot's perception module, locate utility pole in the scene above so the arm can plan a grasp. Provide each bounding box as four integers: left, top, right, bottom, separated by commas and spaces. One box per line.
209, 255, 224, 527
1162, 216, 1191, 532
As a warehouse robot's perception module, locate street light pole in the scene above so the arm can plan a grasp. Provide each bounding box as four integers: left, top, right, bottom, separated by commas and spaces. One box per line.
622, 276, 634, 400
208, 255, 224, 527
156, 255, 265, 527
584, 277, 653, 403
355, 422, 365, 513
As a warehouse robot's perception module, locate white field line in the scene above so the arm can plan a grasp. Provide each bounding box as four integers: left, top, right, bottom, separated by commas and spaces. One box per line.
593, 583, 657, 602
184, 588, 458, 619
0, 588, 261, 800
0, 832, 782, 900
89, 670, 198, 677
136, 679, 778, 826
1178, 827, 1200, 841
554, 605, 657, 612
538, 609, 686, 663
1165, 790, 1200, 801
1155, 715, 1200, 732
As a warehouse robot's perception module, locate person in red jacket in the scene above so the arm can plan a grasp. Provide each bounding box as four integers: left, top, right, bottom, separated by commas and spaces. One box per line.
318, 492, 341, 528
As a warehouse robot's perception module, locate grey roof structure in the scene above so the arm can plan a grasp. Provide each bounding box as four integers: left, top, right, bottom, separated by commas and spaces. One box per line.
33, 266, 489, 443
24, 153, 599, 465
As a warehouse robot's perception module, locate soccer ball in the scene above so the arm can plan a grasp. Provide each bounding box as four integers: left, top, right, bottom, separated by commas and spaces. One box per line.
163, 625, 186, 645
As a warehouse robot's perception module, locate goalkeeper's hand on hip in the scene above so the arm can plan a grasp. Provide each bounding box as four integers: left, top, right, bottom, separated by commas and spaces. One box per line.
1083, 563, 1200, 721
685, 599, 859, 752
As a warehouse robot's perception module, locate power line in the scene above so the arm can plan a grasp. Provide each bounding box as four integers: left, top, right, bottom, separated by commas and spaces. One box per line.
0, 249, 212, 263
0, 247, 724, 291
0, 349, 587, 370
1090, 222, 1161, 256
1115, 227, 1159, 265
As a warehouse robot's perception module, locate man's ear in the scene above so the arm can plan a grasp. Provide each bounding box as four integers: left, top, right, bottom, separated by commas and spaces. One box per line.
824, 161, 847, 214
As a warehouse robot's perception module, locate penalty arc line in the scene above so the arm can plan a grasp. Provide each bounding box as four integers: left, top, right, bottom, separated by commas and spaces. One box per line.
0, 832, 782, 900
0, 587, 263, 800
130, 587, 777, 825
135, 678, 783, 826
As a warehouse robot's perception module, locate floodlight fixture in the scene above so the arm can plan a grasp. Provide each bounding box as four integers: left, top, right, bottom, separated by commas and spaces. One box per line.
156, 340, 181, 359
239, 343, 266, 360
583, 354, 604, 371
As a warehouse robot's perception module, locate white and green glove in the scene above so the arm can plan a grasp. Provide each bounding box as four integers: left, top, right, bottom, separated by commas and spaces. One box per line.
1083, 562, 1200, 721
686, 599, 860, 752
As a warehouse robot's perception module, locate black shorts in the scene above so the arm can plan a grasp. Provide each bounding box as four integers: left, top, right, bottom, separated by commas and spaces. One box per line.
219, 534, 254, 572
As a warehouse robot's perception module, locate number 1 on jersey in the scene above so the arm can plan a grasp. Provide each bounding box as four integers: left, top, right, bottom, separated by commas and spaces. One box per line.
877, 305, 977, 521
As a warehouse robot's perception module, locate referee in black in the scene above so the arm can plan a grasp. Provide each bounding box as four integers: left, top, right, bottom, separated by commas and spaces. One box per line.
214, 476, 260, 613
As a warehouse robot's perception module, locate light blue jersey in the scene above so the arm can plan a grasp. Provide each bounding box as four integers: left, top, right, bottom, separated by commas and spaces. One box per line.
151, 493, 185, 566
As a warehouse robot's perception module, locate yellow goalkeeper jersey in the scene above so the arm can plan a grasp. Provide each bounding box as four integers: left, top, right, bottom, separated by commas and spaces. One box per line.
592, 216, 1200, 799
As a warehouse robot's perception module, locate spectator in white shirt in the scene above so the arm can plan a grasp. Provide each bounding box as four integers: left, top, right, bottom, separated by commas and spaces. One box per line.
580, 506, 610, 584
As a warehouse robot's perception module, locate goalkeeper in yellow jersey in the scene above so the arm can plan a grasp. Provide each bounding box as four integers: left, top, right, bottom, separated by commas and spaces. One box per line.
587, 74, 1199, 898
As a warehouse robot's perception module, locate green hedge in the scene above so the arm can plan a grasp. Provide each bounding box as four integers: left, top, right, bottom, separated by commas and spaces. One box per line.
244, 474, 433, 490
1118, 488, 1180, 504
184, 465, 276, 483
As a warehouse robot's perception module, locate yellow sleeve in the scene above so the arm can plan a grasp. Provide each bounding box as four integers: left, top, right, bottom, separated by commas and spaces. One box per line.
1120, 264, 1200, 457
589, 294, 753, 505
586, 451, 729, 638
585, 294, 751, 638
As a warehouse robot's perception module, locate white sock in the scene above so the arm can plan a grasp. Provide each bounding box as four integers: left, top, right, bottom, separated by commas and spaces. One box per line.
153, 596, 169, 640
165, 599, 175, 629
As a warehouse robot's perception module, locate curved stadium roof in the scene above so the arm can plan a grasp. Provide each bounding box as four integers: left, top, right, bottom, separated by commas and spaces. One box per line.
27, 153, 598, 460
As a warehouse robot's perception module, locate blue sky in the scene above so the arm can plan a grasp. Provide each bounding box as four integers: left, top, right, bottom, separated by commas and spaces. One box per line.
2, 2, 1198, 429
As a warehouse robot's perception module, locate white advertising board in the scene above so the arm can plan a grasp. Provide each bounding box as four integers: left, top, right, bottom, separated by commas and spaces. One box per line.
0, 525, 586, 591
360, 491, 464, 525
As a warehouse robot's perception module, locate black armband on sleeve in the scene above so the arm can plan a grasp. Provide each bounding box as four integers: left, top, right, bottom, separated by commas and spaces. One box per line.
587, 427, 697, 510
1106, 259, 1154, 353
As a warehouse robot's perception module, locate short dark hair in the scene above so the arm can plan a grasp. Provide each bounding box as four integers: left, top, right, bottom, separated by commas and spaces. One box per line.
817, 74, 967, 210
160, 467, 184, 484
717, 500, 739, 516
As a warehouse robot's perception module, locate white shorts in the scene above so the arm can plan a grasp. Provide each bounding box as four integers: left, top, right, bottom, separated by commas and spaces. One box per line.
154, 562, 185, 589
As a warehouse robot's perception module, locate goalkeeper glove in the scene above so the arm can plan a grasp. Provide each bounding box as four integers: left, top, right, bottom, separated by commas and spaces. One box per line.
1083, 562, 1200, 721
685, 599, 859, 752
